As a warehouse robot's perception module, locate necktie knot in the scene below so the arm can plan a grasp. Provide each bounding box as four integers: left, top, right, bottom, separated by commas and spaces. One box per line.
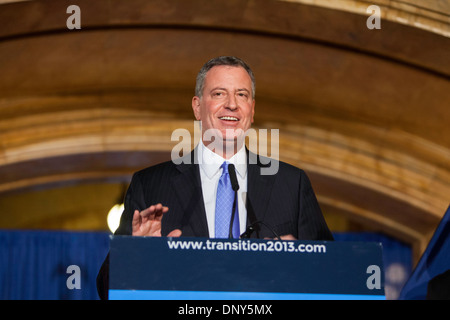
221, 161, 229, 175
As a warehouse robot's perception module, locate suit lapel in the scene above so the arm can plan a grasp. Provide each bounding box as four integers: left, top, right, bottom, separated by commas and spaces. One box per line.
170, 150, 209, 237
246, 151, 277, 234
168, 149, 277, 238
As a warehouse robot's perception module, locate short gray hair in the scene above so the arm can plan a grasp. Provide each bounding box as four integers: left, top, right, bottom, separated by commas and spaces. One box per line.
195, 56, 256, 99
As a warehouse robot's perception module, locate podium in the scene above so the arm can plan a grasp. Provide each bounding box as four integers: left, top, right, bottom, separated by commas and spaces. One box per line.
109, 236, 385, 300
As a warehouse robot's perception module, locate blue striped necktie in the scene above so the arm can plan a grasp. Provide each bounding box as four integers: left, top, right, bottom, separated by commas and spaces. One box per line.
215, 162, 240, 238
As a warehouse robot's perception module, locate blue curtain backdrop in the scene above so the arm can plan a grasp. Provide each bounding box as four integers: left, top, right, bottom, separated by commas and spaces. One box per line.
0, 230, 411, 300
0, 230, 110, 300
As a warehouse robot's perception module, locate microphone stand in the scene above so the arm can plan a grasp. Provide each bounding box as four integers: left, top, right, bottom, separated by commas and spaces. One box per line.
228, 190, 238, 239
227, 164, 239, 239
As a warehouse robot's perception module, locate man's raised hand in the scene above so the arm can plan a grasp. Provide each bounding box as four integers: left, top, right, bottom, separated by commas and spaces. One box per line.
132, 203, 168, 237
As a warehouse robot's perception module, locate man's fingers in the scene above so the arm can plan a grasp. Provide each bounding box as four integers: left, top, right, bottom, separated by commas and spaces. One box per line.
140, 203, 168, 219
153, 203, 169, 215
264, 234, 297, 240
131, 204, 170, 236
139, 205, 154, 218
280, 234, 297, 240
131, 210, 141, 229
167, 229, 182, 237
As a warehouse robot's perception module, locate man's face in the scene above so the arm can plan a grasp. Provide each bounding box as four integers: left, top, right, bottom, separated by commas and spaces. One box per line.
192, 65, 255, 151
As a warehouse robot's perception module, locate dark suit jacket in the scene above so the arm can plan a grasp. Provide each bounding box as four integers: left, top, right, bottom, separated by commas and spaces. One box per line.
427, 269, 450, 300
96, 150, 333, 299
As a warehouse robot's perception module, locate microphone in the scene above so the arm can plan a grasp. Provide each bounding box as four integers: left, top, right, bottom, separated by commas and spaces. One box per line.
240, 225, 255, 239
227, 163, 239, 238
227, 163, 239, 192
240, 221, 281, 240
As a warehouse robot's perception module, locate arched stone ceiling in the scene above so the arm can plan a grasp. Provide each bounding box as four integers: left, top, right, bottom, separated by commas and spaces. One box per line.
286, 0, 450, 37
0, 0, 449, 262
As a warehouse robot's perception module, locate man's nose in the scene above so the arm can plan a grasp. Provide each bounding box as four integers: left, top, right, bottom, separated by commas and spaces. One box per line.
225, 94, 238, 110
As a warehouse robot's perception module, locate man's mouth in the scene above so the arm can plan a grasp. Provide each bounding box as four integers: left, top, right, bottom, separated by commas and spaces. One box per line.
219, 116, 239, 121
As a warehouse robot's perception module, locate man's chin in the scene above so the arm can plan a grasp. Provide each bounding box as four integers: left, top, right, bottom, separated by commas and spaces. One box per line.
222, 128, 246, 140
222, 131, 246, 146
204, 137, 244, 158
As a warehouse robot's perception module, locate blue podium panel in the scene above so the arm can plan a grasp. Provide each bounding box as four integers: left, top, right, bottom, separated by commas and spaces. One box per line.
109, 236, 385, 300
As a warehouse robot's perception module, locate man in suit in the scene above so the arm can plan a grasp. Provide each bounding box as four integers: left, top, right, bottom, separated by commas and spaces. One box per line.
427, 269, 450, 299
97, 56, 333, 299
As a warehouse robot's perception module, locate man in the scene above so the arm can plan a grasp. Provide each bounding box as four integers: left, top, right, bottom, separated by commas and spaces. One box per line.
97, 56, 333, 299
427, 269, 450, 300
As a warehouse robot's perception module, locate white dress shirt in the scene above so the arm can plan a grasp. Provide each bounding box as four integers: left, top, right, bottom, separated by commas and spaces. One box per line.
198, 141, 248, 238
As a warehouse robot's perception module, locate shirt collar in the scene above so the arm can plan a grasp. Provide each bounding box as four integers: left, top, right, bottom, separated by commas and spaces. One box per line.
199, 140, 247, 179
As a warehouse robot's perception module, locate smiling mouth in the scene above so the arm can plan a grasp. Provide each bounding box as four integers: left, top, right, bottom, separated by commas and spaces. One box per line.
219, 116, 239, 121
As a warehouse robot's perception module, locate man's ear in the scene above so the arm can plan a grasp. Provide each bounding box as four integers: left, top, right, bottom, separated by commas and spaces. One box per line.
192, 96, 201, 120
